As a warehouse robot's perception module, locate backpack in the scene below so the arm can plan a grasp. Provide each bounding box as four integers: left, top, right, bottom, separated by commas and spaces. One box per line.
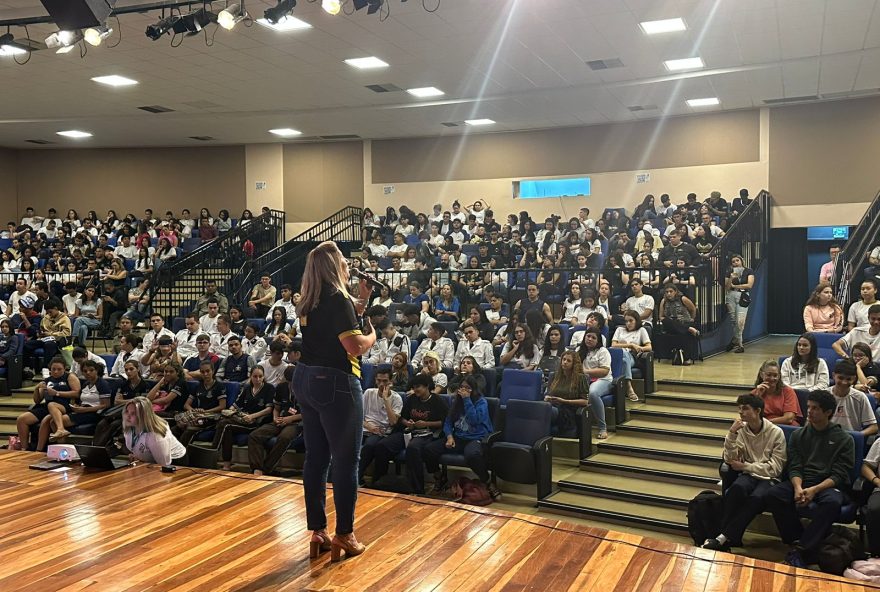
686, 490, 724, 545
450, 476, 493, 506
818, 525, 864, 575
670, 348, 686, 366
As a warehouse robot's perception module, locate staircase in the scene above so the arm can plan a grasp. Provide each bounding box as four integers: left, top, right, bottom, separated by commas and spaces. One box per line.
0, 389, 40, 447
539, 380, 756, 535
834, 188, 880, 310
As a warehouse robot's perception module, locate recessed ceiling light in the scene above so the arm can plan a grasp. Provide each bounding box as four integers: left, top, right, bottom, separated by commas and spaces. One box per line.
687, 97, 720, 107
664, 57, 704, 71
639, 18, 687, 35
407, 86, 444, 98
465, 119, 495, 126
269, 128, 302, 137
344, 56, 389, 69
56, 130, 93, 139
255, 15, 312, 31
91, 75, 139, 87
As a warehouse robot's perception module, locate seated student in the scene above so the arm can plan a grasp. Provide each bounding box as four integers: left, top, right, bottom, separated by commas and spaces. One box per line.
611, 310, 652, 402
182, 334, 221, 380
802, 282, 843, 333
365, 320, 411, 365
577, 327, 614, 440
109, 334, 146, 378
485, 293, 509, 328
359, 368, 404, 485
142, 336, 182, 380
92, 359, 149, 450
780, 333, 830, 397
765, 390, 855, 568
859, 432, 880, 555
23, 299, 71, 376
657, 282, 699, 365
173, 359, 227, 446
460, 306, 495, 343
142, 313, 176, 352
433, 284, 461, 322
199, 299, 222, 335
146, 362, 189, 418
387, 352, 411, 393
210, 315, 239, 358
174, 314, 201, 361
248, 366, 303, 476
13, 356, 80, 450
217, 336, 254, 383
499, 323, 541, 370
454, 322, 495, 370
541, 324, 566, 359
70, 347, 107, 379
847, 279, 879, 331
448, 355, 486, 396
36, 359, 111, 450
544, 350, 589, 438
122, 396, 187, 466
513, 283, 553, 324
0, 319, 22, 370
569, 311, 608, 349
411, 322, 455, 369
228, 306, 247, 336
620, 278, 654, 330
397, 305, 436, 341
257, 340, 289, 387
834, 303, 880, 362
241, 323, 268, 362
852, 342, 880, 406
751, 359, 801, 425
829, 359, 878, 437
414, 351, 448, 395
702, 394, 786, 552
213, 365, 274, 470
424, 377, 496, 496
372, 373, 450, 493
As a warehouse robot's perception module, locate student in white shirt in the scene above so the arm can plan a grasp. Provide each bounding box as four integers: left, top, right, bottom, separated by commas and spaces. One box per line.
829, 359, 878, 437
365, 321, 411, 365
359, 368, 404, 484
242, 324, 268, 362
122, 396, 187, 466
621, 278, 655, 328
174, 314, 201, 360
265, 284, 297, 321
611, 311, 652, 401
210, 315, 238, 358
199, 301, 221, 335
110, 334, 147, 378
834, 305, 880, 362
780, 334, 830, 394
70, 347, 108, 379
142, 313, 176, 352
499, 323, 541, 370
61, 283, 81, 316
411, 322, 455, 369
453, 324, 495, 369
848, 279, 879, 330
577, 328, 613, 439
258, 341, 289, 386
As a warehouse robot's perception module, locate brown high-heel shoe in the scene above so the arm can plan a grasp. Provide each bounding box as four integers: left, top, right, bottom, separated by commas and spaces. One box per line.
330, 534, 365, 562
309, 530, 332, 559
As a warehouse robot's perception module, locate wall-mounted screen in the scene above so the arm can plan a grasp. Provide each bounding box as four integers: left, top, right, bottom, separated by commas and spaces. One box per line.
806, 226, 850, 241
514, 177, 591, 199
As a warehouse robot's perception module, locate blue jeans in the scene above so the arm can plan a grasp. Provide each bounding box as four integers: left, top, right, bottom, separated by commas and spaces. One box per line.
589, 379, 612, 431
620, 350, 635, 380
72, 316, 100, 345
292, 364, 364, 535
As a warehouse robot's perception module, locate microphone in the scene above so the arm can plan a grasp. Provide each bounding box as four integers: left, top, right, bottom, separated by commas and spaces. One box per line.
351, 268, 386, 290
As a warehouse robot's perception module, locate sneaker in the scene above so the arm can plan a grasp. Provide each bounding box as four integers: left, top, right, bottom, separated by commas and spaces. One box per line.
733, 346, 745, 354
701, 538, 730, 552
487, 483, 502, 500
41, 368, 50, 379
783, 549, 807, 568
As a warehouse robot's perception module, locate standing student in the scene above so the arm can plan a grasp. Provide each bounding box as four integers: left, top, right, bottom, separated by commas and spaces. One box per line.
725, 254, 754, 353
291, 241, 376, 562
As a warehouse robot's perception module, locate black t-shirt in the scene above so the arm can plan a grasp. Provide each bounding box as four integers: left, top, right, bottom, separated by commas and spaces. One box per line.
234, 382, 274, 416
299, 287, 362, 376
191, 380, 226, 410
163, 379, 189, 413
401, 393, 449, 424
116, 379, 148, 401
273, 383, 300, 417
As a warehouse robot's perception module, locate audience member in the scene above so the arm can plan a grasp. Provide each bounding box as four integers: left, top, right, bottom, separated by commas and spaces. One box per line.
358, 368, 404, 485
802, 282, 843, 333
248, 366, 302, 476
576, 327, 613, 440
780, 333, 829, 396
214, 365, 274, 471
829, 359, 878, 437
751, 359, 801, 425
122, 396, 187, 466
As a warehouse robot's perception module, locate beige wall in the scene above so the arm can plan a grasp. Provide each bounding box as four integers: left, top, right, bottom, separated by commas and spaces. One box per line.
0, 149, 17, 224
371, 110, 760, 184
769, 96, 880, 206
282, 142, 364, 225
15, 147, 247, 219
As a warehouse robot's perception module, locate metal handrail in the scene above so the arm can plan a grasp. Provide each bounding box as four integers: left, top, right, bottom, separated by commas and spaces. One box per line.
834, 189, 880, 307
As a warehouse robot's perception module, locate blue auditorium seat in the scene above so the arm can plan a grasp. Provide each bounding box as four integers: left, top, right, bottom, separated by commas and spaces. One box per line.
499, 369, 542, 406
489, 399, 553, 500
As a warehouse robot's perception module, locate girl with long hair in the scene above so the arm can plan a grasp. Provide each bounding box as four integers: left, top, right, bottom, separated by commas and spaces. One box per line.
389, 352, 411, 393
780, 333, 830, 394
803, 281, 843, 333
751, 359, 801, 425
499, 323, 541, 370
545, 350, 590, 437
122, 396, 187, 465
448, 355, 486, 395
292, 241, 376, 561
577, 327, 613, 439
611, 310, 652, 401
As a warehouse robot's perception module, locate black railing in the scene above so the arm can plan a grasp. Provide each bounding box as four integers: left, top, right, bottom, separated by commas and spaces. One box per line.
696, 190, 772, 334
834, 190, 880, 308
150, 209, 286, 317
229, 206, 362, 306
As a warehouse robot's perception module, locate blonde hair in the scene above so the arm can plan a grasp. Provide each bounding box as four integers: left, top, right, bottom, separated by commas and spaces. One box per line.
297, 241, 354, 317
549, 351, 585, 395
122, 396, 168, 437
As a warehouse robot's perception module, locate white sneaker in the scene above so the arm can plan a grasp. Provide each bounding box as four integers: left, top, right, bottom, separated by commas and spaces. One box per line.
41, 368, 50, 379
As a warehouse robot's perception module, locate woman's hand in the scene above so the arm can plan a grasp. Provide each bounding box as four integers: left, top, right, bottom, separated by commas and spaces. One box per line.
511, 340, 520, 351
753, 382, 770, 394
445, 435, 455, 448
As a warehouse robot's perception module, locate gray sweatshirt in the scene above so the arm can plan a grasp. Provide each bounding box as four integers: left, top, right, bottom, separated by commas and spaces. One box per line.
722, 417, 787, 480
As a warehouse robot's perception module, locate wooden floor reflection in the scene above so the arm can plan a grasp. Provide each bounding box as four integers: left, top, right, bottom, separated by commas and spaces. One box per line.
0, 450, 869, 591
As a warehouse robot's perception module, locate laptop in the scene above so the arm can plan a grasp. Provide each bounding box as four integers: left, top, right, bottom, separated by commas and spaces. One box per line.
75, 445, 133, 470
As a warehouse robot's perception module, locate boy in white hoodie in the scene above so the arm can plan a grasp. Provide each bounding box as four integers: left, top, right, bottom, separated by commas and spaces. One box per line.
702, 394, 787, 551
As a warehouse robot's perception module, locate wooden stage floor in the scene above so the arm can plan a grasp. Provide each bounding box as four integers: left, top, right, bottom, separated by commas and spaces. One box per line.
0, 451, 871, 592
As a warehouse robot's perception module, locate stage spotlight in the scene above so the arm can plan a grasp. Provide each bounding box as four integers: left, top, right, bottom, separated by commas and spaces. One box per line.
83, 24, 111, 46
218, 3, 247, 30
145, 15, 180, 40
173, 8, 217, 35
264, 0, 296, 25
322, 0, 341, 15
0, 33, 30, 55
45, 29, 82, 49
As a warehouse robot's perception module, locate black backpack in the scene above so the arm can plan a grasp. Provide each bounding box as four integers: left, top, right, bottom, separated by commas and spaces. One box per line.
687, 490, 724, 545
818, 525, 865, 575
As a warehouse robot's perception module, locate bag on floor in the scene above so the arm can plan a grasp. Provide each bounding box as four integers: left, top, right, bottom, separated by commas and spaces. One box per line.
818, 525, 864, 575
844, 558, 880, 582
670, 348, 686, 366
686, 490, 724, 545
450, 476, 493, 506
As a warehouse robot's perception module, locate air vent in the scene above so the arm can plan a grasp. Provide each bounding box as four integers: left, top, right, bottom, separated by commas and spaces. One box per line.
189, 136, 216, 141
183, 100, 222, 109
441, 122, 460, 127
365, 83, 403, 93
318, 134, 361, 140
628, 104, 658, 112
820, 88, 880, 100
25, 139, 54, 145
763, 95, 819, 105
138, 105, 175, 113
587, 58, 624, 70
